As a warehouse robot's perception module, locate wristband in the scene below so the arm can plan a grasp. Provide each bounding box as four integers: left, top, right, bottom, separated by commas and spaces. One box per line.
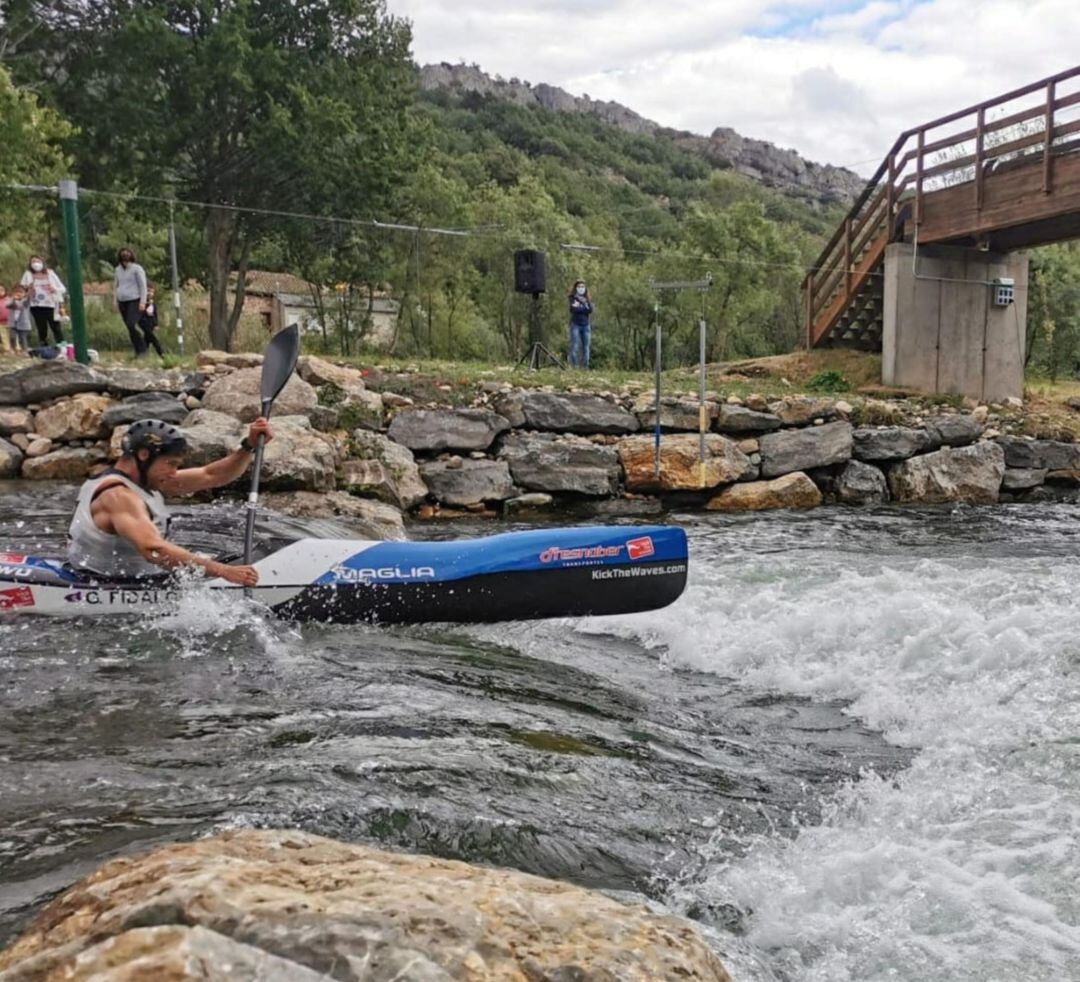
240, 436, 255, 453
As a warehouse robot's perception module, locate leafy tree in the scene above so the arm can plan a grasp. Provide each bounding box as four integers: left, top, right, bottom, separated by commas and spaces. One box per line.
8, 0, 417, 349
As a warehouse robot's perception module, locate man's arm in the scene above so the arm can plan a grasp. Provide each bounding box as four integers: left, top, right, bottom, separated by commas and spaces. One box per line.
101, 487, 258, 586
165, 418, 273, 496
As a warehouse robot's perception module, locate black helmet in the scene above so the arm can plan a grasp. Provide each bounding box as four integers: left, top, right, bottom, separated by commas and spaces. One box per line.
122, 419, 188, 487
122, 419, 188, 458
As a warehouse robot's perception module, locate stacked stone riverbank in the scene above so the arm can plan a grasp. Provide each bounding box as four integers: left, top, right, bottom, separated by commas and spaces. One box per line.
1, 355, 1078, 531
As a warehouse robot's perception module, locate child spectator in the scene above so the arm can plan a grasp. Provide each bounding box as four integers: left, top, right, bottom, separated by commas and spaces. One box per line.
6, 286, 33, 354
138, 285, 165, 356
0, 285, 10, 354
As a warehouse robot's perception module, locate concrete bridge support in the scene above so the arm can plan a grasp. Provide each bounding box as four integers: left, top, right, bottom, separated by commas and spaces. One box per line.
882, 242, 1029, 403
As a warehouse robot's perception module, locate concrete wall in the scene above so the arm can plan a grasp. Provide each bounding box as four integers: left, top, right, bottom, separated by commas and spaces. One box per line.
882, 242, 1029, 402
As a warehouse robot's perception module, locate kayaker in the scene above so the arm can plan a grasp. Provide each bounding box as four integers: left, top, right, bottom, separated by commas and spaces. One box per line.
67, 417, 273, 586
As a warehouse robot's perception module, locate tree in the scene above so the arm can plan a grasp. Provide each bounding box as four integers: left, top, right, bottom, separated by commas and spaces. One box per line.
0, 64, 72, 278
9, 0, 417, 350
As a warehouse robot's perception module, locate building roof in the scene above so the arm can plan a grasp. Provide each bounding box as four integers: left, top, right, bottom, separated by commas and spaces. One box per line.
237, 269, 316, 297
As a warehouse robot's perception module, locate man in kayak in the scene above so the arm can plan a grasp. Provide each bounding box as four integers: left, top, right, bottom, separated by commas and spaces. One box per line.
67, 417, 273, 586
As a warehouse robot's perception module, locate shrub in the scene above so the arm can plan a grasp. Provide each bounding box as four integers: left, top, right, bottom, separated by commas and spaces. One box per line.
807, 370, 852, 393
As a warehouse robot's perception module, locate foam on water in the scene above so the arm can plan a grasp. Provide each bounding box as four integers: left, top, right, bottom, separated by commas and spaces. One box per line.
597, 514, 1080, 981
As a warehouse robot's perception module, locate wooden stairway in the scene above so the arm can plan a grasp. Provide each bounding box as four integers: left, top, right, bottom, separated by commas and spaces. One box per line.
805, 64, 1080, 350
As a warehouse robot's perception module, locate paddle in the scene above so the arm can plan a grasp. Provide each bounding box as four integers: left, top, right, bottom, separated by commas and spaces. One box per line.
242, 323, 301, 570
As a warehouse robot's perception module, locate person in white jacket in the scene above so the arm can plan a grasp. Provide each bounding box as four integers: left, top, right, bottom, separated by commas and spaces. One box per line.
20, 255, 66, 345
113, 247, 149, 356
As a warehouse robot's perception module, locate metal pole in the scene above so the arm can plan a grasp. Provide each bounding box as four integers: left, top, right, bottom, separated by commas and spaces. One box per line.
654, 301, 662, 480
168, 201, 184, 355
698, 315, 707, 464
58, 180, 89, 364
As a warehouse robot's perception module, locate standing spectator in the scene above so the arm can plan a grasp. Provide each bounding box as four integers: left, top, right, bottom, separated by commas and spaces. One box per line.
6, 286, 34, 354
113, 247, 148, 356
567, 279, 593, 369
19, 255, 66, 345
0, 284, 10, 355
138, 285, 165, 357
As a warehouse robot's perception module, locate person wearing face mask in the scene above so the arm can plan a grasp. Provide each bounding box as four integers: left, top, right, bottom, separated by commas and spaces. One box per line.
19, 255, 67, 346
567, 279, 593, 369
113, 247, 149, 356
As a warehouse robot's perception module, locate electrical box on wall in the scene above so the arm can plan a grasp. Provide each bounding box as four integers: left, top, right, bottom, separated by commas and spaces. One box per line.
992, 277, 1015, 306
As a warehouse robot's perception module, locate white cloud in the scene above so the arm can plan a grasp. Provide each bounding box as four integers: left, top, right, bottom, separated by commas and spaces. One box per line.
389, 0, 1080, 173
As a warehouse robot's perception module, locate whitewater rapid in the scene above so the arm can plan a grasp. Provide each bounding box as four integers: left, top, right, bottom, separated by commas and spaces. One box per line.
600, 506, 1080, 981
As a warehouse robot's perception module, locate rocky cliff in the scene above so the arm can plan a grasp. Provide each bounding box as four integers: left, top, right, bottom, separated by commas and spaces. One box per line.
420, 62, 865, 206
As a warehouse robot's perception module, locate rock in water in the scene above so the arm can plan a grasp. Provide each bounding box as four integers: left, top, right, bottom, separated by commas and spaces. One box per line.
342, 431, 427, 509
759, 421, 853, 477
258, 416, 337, 492
260, 491, 406, 541
706, 471, 822, 511
836, 460, 890, 505
419, 458, 515, 506
0, 436, 24, 477
201, 366, 318, 422
0, 830, 732, 981
388, 408, 510, 452
498, 431, 620, 495
618, 433, 751, 491
888, 442, 1006, 504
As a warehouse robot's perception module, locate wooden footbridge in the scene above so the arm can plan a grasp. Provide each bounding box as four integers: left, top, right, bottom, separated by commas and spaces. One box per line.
806, 65, 1080, 350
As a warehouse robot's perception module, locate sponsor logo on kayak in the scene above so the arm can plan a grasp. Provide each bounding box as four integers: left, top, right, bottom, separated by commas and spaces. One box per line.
591, 563, 685, 580
331, 564, 436, 583
0, 564, 32, 578
64, 588, 180, 606
0, 553, 28, 565
539, 545, 623, 564
625, 535, 655, 561
0, 586, 34, 609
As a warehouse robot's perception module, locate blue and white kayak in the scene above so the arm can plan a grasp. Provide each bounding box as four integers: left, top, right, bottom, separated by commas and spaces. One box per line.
0, 525, 688, 623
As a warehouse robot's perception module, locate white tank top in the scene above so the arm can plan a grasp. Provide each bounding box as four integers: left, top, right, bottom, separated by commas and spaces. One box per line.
67, 471, 171, 578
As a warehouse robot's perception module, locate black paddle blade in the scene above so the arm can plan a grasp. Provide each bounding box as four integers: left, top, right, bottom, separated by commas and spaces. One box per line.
259, 323, 301, 416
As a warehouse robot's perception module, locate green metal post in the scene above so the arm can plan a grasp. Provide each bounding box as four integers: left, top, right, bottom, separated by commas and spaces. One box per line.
59, 179, 89, 364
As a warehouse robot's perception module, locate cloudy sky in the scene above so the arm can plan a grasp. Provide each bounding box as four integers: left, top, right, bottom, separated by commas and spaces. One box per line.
387, 0, 1080, 175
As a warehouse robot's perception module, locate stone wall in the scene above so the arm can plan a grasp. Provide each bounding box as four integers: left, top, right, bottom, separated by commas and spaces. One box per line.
1, 356, 1077, 528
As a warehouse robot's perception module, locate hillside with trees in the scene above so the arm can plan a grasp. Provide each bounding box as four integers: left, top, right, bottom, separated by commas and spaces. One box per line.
0, 1, 1076, 378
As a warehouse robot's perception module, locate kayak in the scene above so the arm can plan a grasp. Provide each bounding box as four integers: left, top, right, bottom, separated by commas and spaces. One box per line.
0, 525, 688, 623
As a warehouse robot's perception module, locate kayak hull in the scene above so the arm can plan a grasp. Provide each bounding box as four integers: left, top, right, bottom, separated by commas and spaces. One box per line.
0, 525, 688, 624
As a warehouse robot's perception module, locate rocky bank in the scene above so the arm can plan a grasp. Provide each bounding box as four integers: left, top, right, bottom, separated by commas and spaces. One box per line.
1, 354, 1077, 531
0, 829, 732, 981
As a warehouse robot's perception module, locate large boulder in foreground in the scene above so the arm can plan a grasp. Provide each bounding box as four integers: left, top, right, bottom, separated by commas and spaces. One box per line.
201, 366, 318, 422
180, 409, 244, 466
388, 408, 509, 452
419, 457, 515, 506
618, 433, 751, 491
297, 354, 366, 390
0, 830, 731, 981
706, 471, 822, 512
852, 426, 929, 462
995, 435, 1080, 471
888, 441, 1005, 504
925, 413, 983, 449
759, 421, 853, 477
21, 446, 106, 481
515, 390, 639, 435
0, 360, 110, 404
498, 431, 620, 495
103, 366, 193, 396
633, 393, 719, 432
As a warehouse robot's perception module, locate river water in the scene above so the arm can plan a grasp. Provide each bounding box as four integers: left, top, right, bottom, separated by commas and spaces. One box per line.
1, 480, 1079, 981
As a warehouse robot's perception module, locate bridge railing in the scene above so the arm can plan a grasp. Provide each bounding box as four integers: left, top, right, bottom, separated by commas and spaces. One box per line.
805, 64, 1080, 347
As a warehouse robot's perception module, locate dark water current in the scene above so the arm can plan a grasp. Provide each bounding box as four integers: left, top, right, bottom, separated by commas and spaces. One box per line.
3, 481, 1079, 981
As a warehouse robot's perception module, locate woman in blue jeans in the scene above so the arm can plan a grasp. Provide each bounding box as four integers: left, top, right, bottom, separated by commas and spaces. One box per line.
567, 280, 593, 368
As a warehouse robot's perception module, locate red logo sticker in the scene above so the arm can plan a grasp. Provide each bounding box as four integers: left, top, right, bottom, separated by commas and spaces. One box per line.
0, 553, 27, 565
626, 536, 655, 561
0, 586, 35, 609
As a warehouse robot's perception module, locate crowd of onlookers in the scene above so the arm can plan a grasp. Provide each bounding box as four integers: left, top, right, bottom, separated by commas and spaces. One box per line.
1, 250, 162, 359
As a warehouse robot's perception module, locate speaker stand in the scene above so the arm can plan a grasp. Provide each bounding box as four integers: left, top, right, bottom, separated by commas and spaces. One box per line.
517, 293, 564, 371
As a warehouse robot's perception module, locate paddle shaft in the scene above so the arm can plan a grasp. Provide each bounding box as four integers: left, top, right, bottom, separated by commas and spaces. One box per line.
242, 430, 268, 567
